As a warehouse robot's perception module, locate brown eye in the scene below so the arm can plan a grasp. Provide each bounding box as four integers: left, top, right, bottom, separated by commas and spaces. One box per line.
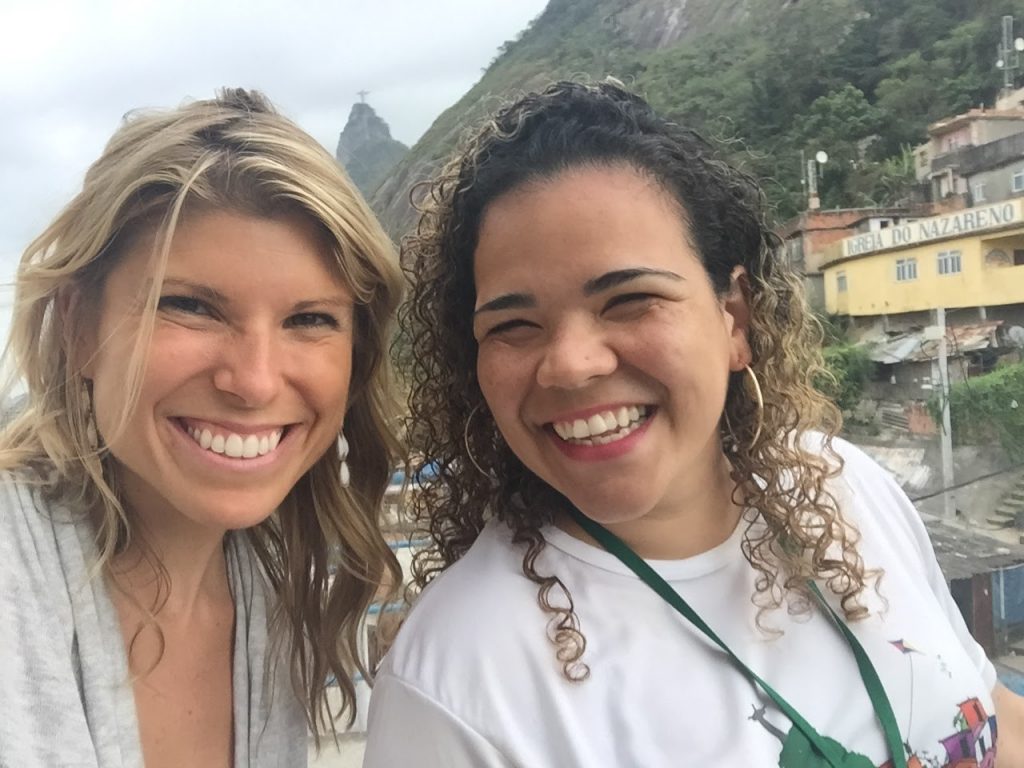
158, 295, 213, 317
604, 293, 655, 311
286, 312, 339, 329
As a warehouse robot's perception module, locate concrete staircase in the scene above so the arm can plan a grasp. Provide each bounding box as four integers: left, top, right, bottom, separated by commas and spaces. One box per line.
878, 402, 909, 432
988, 475, 1024, 528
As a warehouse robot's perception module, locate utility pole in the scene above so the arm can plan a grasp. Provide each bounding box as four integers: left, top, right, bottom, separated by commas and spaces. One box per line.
996, 15, 1024, 94
935, 307, 956, 518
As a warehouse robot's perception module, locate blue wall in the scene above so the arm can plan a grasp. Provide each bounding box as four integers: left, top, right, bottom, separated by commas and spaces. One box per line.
992, 563, 1024, 630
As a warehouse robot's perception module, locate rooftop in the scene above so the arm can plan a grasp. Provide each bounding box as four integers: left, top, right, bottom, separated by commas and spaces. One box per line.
924, 514, 1024, 580
929, 109, 1024, 137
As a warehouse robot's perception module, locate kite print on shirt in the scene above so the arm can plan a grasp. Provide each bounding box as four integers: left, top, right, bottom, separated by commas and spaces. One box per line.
748, 636, 998, 768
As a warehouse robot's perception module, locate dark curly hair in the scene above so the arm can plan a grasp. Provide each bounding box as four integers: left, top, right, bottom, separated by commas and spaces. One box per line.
400, 79, 873, 679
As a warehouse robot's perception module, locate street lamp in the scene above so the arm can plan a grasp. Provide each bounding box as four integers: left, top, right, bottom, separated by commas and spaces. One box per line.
806, 150, 828, 211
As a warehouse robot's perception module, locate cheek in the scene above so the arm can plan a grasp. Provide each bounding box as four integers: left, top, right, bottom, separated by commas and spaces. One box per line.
476, 349, 529, 443
88, 328, 145, 432
303, 343, 354, 412
476, 348, 514, 411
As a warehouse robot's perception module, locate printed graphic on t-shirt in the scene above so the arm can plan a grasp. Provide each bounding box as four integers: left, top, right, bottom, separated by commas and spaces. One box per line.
748, 637, 998, 767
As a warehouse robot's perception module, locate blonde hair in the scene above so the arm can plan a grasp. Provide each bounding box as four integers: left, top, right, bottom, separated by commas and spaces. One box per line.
0, 88, 403, 737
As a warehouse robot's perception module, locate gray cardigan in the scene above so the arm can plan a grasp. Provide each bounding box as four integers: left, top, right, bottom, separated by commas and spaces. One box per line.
0, 473, 307, 767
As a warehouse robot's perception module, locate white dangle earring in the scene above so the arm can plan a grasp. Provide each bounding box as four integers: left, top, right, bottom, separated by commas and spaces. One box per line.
80, 380, 99, 452
337, 433, 350, 487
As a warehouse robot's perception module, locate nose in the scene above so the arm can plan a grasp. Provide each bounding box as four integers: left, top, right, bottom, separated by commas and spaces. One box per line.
212, 327, 282, 407
536, 318, 617, 390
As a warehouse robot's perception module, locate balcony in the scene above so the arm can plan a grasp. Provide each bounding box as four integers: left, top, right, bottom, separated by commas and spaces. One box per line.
960, 132, 1024, 176
930, 147, 969, 175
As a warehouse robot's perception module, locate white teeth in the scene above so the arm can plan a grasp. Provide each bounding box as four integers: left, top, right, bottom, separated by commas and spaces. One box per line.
184, 424, 285, 460
224, 434, 244, 458
552, 405, 651, 444
587, 413, 607, 434
242, 435, 260, 459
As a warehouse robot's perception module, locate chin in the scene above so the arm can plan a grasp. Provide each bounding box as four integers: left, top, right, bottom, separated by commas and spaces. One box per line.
565, 492, 653, 526
185, 496, 284, 532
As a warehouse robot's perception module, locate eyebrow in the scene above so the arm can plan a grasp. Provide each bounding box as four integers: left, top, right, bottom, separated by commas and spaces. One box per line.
161, 279, 229, 305
474, 292, 537, 316
161, 278, 351, 312
474, 267, 684, 316
583, 268, 683, 295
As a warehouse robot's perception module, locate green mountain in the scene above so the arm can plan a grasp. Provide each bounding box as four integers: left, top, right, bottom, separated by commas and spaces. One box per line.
372, 0, 1024, 237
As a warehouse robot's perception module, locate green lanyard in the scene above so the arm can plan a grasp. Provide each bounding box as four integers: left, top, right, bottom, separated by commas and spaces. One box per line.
567, 507, 907, 768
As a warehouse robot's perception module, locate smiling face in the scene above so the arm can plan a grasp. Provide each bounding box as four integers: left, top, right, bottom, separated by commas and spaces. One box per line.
472, 164, 751, 527
81, 209, 353, 533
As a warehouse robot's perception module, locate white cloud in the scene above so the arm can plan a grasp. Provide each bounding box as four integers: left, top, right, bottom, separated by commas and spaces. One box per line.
0, 0, 548, 269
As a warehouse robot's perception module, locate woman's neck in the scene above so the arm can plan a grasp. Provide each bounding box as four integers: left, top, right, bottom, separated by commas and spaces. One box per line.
110, 498, 232, 619
556, 449, 743, 560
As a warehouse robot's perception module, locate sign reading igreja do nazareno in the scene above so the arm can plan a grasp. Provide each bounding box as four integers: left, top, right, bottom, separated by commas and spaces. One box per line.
842, 200, 1024, 259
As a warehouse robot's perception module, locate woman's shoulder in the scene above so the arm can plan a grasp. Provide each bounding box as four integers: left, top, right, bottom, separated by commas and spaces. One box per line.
0, 467, 93, 599
800, 432, 937, 565
796, 431, 904, 498
381, 520, 554, 689
0, 467, 64, 549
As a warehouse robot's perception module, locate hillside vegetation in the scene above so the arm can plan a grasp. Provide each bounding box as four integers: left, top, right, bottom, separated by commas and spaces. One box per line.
372, 0, 1024, 237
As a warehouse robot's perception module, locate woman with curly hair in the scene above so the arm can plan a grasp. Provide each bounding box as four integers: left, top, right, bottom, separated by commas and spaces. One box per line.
0, 89, 402, 766
366, 81, 1024, 767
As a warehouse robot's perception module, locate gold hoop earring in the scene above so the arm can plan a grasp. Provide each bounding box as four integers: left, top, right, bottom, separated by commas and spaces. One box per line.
463, 401, 492, 478
745, 365, 764, 446
723, 364, 764, 451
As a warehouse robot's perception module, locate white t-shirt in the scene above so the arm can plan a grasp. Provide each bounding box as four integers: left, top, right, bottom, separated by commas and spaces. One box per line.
366, 439, 998, 767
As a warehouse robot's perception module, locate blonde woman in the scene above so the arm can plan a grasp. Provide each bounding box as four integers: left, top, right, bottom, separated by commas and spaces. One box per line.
367, 81, 1024, 767
0, 89, 402, 767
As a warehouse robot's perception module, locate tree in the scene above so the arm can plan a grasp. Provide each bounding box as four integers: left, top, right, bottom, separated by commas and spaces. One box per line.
818, 345, 873, 413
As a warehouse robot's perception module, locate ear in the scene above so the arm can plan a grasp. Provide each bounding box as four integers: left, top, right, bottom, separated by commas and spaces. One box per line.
57, 286, 99, 378
721, 265, 753, 372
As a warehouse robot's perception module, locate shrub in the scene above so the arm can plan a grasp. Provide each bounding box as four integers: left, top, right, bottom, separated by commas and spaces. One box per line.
817, 344, 873, 413
928, 361, 1024, 458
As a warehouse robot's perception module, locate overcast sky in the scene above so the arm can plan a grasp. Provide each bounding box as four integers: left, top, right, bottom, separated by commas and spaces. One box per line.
0, 0, 549, 275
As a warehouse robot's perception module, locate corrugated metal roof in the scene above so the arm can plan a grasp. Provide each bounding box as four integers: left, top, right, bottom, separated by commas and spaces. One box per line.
860, 321, 1003, 364
924, 516, 1024, 580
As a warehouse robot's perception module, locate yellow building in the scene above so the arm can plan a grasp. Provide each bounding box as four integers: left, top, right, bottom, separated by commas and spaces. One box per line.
821, 200, 1024, 317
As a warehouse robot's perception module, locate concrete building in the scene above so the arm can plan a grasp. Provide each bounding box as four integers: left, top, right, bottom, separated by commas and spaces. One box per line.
778, 204, 957, 311
822, 200, 1024, 320
820, 200, 1024, 410
778, 208, 906, 310
916, 107, 1024, 202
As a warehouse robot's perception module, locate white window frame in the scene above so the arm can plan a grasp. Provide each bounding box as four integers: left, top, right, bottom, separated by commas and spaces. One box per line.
836, 272, 848, 293
973, 182, 986, 202
1013, 168, 1024, 193
937, 250, 962, 275
896, 258, 918, 282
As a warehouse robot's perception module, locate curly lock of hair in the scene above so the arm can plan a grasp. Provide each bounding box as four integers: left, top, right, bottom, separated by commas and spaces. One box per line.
400, 79, 876, 680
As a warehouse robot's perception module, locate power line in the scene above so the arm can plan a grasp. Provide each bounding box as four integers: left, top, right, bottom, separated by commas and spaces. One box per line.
910, 460, 1024, 503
